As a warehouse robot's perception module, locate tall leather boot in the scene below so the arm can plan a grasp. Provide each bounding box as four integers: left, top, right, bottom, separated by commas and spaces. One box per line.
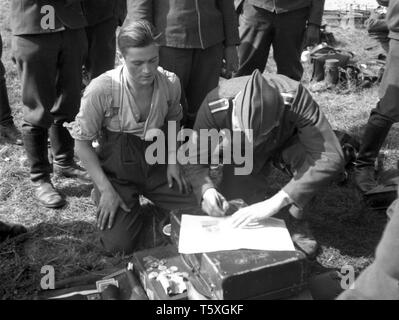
50, 123, 91, 182
354, 121, 392, 193
22, 125, 66, 208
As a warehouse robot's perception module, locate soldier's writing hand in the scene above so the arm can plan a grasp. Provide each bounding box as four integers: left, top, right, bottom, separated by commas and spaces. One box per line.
229, 200, 279, 228
230, 190, 293, 228
97, 187, 130, 230
202, 188, 229, 217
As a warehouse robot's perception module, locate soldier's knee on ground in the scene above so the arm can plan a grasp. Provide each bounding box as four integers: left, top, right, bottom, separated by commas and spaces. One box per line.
100, 232, 138, 255
98, 207, 143, 255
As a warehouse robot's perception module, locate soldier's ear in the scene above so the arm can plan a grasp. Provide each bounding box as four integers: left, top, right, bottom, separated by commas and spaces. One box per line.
116, 49, 124, 66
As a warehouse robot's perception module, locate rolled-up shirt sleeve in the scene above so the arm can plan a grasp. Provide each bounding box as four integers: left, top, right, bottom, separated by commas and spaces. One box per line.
66, 75, 112, 141
165, 74, 183, 122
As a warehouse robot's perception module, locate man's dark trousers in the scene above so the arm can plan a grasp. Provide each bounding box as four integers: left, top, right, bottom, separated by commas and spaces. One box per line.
0, 32, 12, 126
85, 18, 119, 81
12, 29, 87, 182
159, 43, 224, 128
235, 4, 309, 81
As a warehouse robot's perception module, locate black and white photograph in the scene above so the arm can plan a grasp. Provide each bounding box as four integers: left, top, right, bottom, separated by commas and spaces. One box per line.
0, 0, 398, 306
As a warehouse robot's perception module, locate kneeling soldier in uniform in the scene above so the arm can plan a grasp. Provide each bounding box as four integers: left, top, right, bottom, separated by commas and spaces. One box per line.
67, 21, 197, 254
184, 70, 345, 258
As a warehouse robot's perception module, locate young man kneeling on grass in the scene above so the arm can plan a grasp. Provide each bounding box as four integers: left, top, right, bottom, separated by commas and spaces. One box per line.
66, 21, 197, 254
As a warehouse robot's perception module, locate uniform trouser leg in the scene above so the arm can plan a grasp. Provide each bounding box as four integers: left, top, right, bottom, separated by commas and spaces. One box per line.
96, 131, 198, 254
13, 34, 59, 181
159, 46, 192, 126
12, 30, 87, 180
355, 39, 399, 170
96, 169, 198, 255
0, 33, 12, 125
185, 44, 223, 127
96, 184, 143, 255
85, 18, 118, 81
235, 5, 273, 77
50, 29, 87, 166
159, 44, 223, 128
272, 8, 308, 81
376, 38, 399, 123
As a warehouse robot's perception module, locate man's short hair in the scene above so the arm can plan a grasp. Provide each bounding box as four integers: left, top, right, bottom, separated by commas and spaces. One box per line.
118, 20, 158, 56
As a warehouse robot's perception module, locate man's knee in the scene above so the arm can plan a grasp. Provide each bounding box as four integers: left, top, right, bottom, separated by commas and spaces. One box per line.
100, 232, 138, 255
98, 208, 143, 255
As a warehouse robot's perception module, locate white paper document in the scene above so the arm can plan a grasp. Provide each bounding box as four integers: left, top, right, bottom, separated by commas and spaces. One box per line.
178, 214, 296, 254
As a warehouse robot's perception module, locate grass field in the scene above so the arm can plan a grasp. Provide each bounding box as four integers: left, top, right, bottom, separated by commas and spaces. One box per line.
1, 0, 397, 299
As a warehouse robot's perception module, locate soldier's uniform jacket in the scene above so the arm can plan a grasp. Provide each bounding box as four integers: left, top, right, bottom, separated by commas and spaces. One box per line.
10, 0, 87, 35
234, 0, 325, 26
185, 71, 344, 209
130, 0, 240, 49
82, 0, 127, 27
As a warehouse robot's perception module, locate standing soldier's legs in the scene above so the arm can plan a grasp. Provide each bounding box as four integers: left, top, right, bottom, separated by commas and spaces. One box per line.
85, 18, 118, 81
159, 45, 223, 129
13, 30, 88, 208
50, 29, 90, 182
355, 39, 399, 193
272, 8, 308, 81
0, 32, 21, 143
185, 44, 224, 128
159, 47, 193, 127
235, 3, 273, 77
12, 33, 65, 208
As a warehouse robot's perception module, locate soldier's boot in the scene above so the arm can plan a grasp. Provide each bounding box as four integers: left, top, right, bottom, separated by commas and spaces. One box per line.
50, 123, 91, 183
354, 121, 392, 193
23, 126, 66, 208
289, 217, 319, 259
287, 206, 319, 259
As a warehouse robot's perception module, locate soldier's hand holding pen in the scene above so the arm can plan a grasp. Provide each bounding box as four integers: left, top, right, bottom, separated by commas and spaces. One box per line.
201, 188, 229, 217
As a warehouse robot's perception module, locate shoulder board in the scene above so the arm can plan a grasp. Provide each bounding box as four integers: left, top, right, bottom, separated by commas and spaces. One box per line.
280, 92, 295, 106
208, 98, 230, 114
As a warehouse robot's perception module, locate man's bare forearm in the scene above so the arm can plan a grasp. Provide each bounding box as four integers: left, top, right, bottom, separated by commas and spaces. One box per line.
75, 140, 114, 194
